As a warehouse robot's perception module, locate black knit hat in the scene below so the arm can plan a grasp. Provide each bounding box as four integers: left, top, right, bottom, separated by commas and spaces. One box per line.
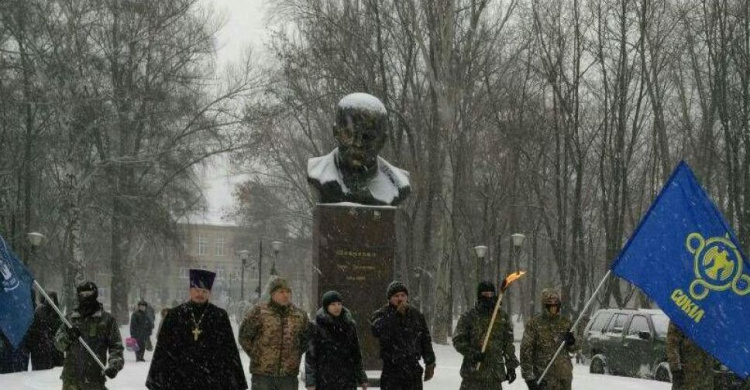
477, 281, 496, 300
386, 281, 409, 299
76, 281, 98, 300
321, 291, 343, 309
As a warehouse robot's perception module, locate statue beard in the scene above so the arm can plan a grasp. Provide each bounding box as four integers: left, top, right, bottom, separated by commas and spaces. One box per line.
337, 150, 378, 192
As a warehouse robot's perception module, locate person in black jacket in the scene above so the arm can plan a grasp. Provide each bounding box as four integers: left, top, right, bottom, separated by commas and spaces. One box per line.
27, 292, 64, 370
130, 300, 154, 362
306, 291, 367, 390
146, 269, 247, 390
371, 281, 436, 390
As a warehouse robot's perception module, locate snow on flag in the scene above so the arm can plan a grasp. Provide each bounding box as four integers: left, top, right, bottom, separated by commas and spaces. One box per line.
612, 161, 750, 379
0, 234, 34, 348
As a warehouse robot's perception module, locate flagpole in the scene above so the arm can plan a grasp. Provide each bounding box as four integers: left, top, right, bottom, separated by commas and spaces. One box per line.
536, 270, 612, 386
34, 280, 107, 371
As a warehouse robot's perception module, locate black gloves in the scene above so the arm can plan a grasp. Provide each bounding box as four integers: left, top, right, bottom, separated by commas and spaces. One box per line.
563, 331, 576, 346
424, 363, 435, 381
526, 379, 546, 390
66, 326, 82, 340
671, 369, 683, 385
506, 368, 517, 383
472, 351, 485, 363
104, 366, 119, 379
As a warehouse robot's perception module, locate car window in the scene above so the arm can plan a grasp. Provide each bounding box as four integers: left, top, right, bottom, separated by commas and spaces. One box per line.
651, 313, 669, 337
606, 313, 628, 334
627, 315, 650, 336
588, 311, 612, 334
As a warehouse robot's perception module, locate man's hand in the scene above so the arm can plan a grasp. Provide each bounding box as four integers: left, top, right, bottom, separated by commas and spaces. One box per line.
104, 366, 118, 379
671, 369, 684, 385
396, 301, 409, 315
525, 378, 546, 390
361, 382, 368, 390
506, 367, 517, 384
307, 387, 316, 390
563, 331, 576, 346
424, 363, 435, 381
66, 326, 82, 341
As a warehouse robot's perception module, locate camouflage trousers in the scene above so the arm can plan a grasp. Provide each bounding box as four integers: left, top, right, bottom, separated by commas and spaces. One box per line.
250, 374, 297, 390
543, 376, 572, 390
62, 382, 108, 390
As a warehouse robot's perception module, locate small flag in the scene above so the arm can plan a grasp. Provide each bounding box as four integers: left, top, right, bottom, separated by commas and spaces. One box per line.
612, 161, 750, 379
0, 234, 35, 348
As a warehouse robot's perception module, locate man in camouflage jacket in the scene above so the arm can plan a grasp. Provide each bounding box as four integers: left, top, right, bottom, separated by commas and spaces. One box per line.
453, 281, 519, 390
239, 276, 311, 390
520, 288, 577, 390
54, 282, 124, 390
666, 322, 714, 390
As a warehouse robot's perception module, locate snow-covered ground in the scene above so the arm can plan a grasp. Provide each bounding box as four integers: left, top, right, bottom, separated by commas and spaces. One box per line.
0, 324, 671, 390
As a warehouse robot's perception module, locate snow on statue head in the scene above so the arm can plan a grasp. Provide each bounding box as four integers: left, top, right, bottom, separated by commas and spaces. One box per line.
307, 93, 411, 206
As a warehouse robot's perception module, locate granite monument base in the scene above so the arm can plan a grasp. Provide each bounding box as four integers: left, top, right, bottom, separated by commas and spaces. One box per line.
312, 203, 397, 383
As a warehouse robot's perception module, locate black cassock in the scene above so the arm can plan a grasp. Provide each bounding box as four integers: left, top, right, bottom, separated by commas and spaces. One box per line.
146, 302, 248, 390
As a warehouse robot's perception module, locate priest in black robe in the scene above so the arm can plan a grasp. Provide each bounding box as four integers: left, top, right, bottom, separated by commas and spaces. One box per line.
146, 269, 248, 390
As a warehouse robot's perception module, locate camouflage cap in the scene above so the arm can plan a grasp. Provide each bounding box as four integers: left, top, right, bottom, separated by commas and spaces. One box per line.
267, 276, 291, 296
541, 288, 561, 305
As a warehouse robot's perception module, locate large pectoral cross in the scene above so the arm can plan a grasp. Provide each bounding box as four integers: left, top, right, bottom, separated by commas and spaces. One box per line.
192, 327, 202, 341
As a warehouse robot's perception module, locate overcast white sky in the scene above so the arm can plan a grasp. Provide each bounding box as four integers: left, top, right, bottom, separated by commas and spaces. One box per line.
197, 0, 269, 225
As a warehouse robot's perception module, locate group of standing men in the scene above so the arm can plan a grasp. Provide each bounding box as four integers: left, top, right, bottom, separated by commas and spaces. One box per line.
51, 267, 581, 390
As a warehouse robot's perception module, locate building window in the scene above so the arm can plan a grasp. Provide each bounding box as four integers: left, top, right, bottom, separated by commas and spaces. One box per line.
197, 236, 208, 255
179, 267, 188, 279
215, 236, 225, 256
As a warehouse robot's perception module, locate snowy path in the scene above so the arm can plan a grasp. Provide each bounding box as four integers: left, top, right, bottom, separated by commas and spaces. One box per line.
0, 336, 670, 389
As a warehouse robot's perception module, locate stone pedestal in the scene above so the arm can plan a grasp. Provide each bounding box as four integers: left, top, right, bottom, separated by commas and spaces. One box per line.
312, 203, 396, 371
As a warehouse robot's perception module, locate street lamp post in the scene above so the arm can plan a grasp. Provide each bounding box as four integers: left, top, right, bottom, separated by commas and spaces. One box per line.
237, 250, 249, 301
412, 266, 434, 312
271, 241, 283, 276
27, 232, 45, 308
473, 245, 488, 286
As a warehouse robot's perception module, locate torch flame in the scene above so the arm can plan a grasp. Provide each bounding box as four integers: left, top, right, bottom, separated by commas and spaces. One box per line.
500, 270, 526, 292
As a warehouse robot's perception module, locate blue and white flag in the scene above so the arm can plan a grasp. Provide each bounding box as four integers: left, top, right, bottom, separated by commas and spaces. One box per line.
612, 161, 750, 379
0, 234, 34, 348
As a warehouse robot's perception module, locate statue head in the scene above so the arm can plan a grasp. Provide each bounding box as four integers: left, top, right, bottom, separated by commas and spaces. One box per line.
333, 93, 388, 175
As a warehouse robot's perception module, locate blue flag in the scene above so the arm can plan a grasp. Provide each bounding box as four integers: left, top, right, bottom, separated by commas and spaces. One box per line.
612, 161, 750, 379
0, 234, 34, 348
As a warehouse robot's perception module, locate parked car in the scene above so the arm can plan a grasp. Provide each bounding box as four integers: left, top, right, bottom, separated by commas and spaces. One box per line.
581, 308, 744, 389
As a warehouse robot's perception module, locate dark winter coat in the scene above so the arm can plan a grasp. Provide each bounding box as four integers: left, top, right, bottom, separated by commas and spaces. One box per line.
305, 307, 367, 390
130, 310, 154, 341
54, 305, 124, 387
27, 303, 64, 370
453, 301, 519, 388
146, 301, 247, 390
370, 303, 436, 389
238, 300, 311, 377
0, 333, 29, 374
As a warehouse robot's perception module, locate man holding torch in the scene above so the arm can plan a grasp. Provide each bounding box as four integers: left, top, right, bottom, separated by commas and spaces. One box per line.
453, 280, 519, 390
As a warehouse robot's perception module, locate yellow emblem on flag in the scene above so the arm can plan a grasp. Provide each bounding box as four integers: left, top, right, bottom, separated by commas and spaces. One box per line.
685, 233, 750, 300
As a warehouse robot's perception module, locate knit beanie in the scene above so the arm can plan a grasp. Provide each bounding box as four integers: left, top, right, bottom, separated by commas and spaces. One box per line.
321, 291, 343, 309
477, 281, 496, 300
267, 276, 291, 296
386, 281, 409, 299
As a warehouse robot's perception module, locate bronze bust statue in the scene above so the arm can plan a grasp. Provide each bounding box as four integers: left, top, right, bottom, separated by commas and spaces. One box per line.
307, 93, 411, 206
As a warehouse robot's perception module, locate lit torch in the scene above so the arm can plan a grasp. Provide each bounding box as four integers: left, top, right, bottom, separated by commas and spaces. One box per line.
476, 270, 526, 370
